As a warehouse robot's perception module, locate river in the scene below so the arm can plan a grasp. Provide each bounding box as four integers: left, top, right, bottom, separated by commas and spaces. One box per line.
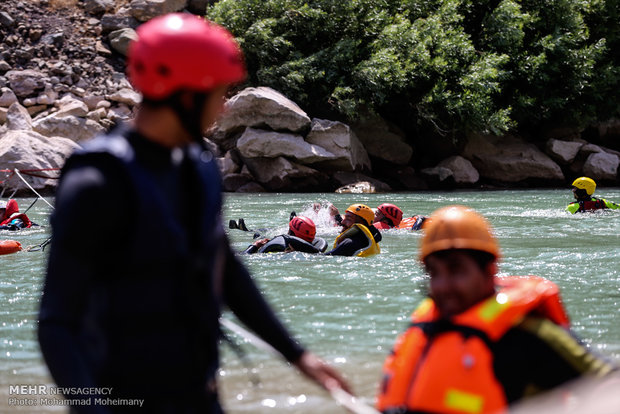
1, 189, 619, 413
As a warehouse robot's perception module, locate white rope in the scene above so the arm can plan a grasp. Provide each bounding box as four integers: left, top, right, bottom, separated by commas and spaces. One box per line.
219, 317, 380, 414
13, 169, 54, 209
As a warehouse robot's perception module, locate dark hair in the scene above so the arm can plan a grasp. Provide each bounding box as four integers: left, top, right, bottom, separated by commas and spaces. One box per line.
425, 249, 496, 271
573, 188, 590, 200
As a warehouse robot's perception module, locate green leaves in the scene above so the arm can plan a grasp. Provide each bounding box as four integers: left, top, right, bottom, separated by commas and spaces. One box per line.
209, 0, 620, 139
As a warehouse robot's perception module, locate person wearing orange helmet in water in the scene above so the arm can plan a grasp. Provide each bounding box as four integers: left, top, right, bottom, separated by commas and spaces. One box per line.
243, 216, 327, 254
39, 13, 350, 412
324, 203, 382, 256
566, 177, 619, 214
376, 205, 616, 413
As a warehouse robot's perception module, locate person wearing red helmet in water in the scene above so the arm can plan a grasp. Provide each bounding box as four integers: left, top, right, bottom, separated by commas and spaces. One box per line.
373, 203, 427, 231
39, 14, 350, 412
243, 216, 327, 254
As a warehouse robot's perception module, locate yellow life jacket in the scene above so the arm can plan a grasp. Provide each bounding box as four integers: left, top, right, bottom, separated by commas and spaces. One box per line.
333, 223, 381, 257
377, 276, 570, 414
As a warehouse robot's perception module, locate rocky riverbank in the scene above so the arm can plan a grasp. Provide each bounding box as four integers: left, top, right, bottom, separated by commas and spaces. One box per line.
1, 0, 619, 196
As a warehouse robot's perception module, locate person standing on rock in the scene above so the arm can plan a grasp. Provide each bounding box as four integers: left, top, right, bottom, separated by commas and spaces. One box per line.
39, 13, 350, 412
566, 176, 620, 213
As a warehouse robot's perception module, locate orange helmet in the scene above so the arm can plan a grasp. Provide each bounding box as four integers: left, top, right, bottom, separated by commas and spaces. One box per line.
419, 205, 500, 262
345, 204, 375, 226
377, 203, 403, 226
289, 216, 316, 243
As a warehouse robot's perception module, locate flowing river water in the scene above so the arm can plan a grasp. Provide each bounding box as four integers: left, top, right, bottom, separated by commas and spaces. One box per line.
1, 189, 619, 413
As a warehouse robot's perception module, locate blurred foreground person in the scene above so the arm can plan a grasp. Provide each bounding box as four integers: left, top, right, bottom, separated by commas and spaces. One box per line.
39, 13, 349, 413
377, 205, 616, 413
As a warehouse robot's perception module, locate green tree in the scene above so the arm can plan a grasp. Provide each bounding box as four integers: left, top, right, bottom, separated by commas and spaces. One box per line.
208, 0, 619, 140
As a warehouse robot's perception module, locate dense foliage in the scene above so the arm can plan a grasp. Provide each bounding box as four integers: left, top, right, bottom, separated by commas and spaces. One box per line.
208, 0, 620, 140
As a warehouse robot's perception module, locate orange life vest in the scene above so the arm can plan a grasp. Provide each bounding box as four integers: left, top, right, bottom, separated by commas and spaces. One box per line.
377, 275, 570, 414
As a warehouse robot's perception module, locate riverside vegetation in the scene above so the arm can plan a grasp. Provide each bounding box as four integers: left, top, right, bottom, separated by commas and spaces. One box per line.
0, 0, 618, 195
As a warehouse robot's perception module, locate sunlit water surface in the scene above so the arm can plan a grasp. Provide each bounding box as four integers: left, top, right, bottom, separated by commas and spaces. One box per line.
1, 189, 619, 412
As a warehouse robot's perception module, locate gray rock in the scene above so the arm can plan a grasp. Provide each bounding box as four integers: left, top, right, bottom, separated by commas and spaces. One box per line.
109, 28, 138, 56
0, 60, 11, 74
216, 152, 239, 176
332, 172, 391, 193
129, 0, 188, 22
218, 87, 311, 133
0, 130, 80, 192
222, 173, 253, 192
242, 156, 318, 190
462, 133, 564, 183
352, 116, 413, 165
33, 114, 105, 142
0, 12, 15, 29
237, 127, 336, 164
306, 118, 371, 172
6, 103, 32, 131
108, 87, 141, 106
583, 152, 619, 181
437, 155, 479, 184
421, 166, 455, 182
0, 87, 18, 107
84, 0, 115, 15
101, 14, 140, 34
6, 69, 47, 97
546, 139, 583, 164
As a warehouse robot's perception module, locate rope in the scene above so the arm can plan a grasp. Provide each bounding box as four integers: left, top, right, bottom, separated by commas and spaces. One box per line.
22, 197, 39, 215
25, 236, 52, 252
219, 318, 380, 414
0, 168, 60, 184
13, 169, 54, 209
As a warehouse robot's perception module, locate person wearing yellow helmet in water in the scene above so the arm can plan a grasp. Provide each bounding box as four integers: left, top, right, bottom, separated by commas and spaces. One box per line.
376, 205, 616, 413
566, 177, 620, 214
325, 203, 382, 257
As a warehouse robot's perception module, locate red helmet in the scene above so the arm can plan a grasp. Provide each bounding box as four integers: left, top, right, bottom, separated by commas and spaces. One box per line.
127, 13, 246, 100
377, 203, 403, 226
289, 216, 316, 243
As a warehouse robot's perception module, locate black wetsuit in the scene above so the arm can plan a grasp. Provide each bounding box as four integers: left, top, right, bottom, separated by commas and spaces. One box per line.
38, 127, 304, 413
325, 225, 382, 256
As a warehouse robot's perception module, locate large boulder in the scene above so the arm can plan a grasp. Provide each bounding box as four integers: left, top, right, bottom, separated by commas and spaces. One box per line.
306, 118, 371, 172
583, 152, 620, 181
236, 127, 336, 164
462, 134, 564, 183
33, 113, 105, 142
5, 69, 47, 97
242, 156, 319, 190
217, 87, 311, 134
352, 116, 413, 165
546, 139, 584, 165
0, 130, 80, 192
437, 155, 479, 184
